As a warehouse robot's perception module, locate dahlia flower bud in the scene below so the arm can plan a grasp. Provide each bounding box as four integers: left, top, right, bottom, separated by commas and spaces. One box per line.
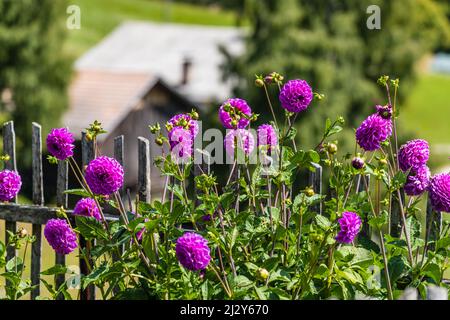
224, 129, 255, 157
256, 268, 269, 280
18, 228, 28, 238
279, 79, 313, 113
85, 156, 124, 195
73, 198, 101, 221
46, 128, 75, 160
304, 187, 315, 197
255, 78, 264, 87
376, 104, 392, 120
404, 165, 430, 196
190, 110, 199, 120
398, 139, 429, 172
168, 126, 193, 159
335, 211, 361, 244
351, 155, 365, 170
175, 232, 211, 271
44, 219, 78, 255
428, 173, 450, 213
155, 137, 163, 146
0, 169, 22, 202
264, 75, 273, 84
167, 113, 199, 138
218, 98, 252, 129
355, 114, 392, 151
327, 143, 338, 154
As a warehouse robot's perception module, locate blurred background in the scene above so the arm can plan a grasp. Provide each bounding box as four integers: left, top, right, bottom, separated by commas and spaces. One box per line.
0, 0, 450, 297
1, 0, 449, 203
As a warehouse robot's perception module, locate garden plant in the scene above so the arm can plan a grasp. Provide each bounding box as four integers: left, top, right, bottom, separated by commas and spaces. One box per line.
0, 73, 449, 300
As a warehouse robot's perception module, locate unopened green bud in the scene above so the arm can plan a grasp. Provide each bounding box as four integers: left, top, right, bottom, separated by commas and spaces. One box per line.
327, 143, 338, 154
304, 187, 315, 197
255, 78, 264, 87
256, 268, 269, 281
155, 138, 163, 146
190, 109, 199, 120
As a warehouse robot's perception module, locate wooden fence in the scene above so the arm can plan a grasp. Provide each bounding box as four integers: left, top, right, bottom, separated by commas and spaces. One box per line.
0, 121, 444, 300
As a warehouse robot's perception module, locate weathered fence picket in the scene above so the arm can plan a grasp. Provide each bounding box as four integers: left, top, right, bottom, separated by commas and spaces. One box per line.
55, 159, 68, 300
80, 132, 96, 300
31, 123, 44, 299
3, 121, 17, 287
114, 135, 125, 198
138, 137, 151, 203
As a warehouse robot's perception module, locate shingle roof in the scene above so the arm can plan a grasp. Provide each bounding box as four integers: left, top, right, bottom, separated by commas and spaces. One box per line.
74, 21, 245, 105
63, 70, 156, 137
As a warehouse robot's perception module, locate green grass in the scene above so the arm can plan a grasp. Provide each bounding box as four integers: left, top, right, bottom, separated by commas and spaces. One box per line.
399, 73, 450, 171
401, 73, 450, 146
64, 0, 238, 59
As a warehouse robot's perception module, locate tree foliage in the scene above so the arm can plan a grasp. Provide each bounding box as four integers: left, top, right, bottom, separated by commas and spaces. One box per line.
222, 0, 450, 150
0, 0, 72, 166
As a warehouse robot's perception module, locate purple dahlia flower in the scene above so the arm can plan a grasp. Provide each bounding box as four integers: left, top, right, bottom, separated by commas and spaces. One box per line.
279, 79, 313, 113
46, 128, 75, 160
0, 170, 21, 201
355, 114, 392, 151
73, 198, 101, 220
176, 232, 211, 271
335, 211, 361, 244
257, 124, 278, 153
398, 139, 429, 172
404, 165, 430, 196
218, 98, 252, 129
428, 173, 450, 213
44, 219, 78, 255
224, 129, 255, 157
85, 156, 124, 195
168, 126, 193, 159
167, 113, 199, 138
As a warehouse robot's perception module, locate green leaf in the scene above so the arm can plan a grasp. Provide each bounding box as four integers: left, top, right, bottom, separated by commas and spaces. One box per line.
41, 264, 67, 275
327, 125, 343, 137
6, 256, 23, 272
368, 211, 388, 230
422, 263, 442, 283
325, 118, 332, 132
254, 285, 267, 300
306, 150, 320, 164
201, 281, 209, 300
75, 216, 108, 240
82, 264, 109, 289
234, 275, 253, 288
315, 215, 331, 230
388, 255, 410, 283
285, 127, 297, 140
144, 218, 161, 232
63, 189, 91, 197
436, 237, 450, 251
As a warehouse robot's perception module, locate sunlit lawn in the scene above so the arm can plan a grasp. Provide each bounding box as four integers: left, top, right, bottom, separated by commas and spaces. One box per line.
64, 0, 238, 59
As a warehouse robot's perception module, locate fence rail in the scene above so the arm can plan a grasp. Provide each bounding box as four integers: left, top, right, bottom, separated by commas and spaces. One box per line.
0, 121, 444, 300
